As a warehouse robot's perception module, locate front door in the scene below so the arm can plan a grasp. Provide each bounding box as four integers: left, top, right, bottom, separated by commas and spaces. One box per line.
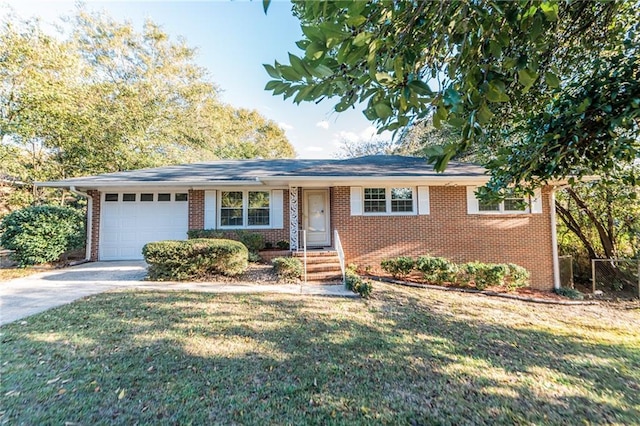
303, 189, 330, 247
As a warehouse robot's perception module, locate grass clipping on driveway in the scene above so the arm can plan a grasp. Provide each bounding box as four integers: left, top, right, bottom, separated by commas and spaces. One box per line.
1, 284, 639, 425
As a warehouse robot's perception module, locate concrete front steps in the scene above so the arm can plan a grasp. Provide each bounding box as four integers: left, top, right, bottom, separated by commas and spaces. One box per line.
292, 249, 344, 284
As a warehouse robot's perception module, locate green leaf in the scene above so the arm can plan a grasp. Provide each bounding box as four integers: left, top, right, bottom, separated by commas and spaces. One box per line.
486, 80, 510, 103
477, 103, 494, 124
518, 69, 538, 92
373, 102, 393, 119
576, 98, 591, 114
262, 0, 271, 14
264, 80, 281, 91
408, 80, 433, 96
353, 31, 372, 47
375, 72, 393, 84
346, 15, 367, 27
288, 53, 310, 78
263, 64, 280, 79
312, 64, 334, 78
540, 2, 559, 21
544, 71, 560, 88
279, 66, 301, 81
305, 41, 325, 60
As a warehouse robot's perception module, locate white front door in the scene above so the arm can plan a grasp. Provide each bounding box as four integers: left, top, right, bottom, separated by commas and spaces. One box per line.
303, 189, 330, 247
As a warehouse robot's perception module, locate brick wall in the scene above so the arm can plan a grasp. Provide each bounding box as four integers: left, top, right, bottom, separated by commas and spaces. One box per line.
331, 186, 555, 290
188, 190, 205, 230
87, 190, 101, 261
187, 189, 290, 246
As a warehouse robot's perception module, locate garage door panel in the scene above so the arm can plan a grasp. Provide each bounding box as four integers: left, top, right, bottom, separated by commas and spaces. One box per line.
100, 193, 188, 261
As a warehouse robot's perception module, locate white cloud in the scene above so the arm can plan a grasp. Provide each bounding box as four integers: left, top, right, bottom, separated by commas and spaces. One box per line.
316, 120, 330, 130
305, 146, 324, 152
334, 125, 380, 144
278, 122, 294, 131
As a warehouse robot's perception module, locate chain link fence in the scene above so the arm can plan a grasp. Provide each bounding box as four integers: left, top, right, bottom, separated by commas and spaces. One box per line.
591, 258, 640, 298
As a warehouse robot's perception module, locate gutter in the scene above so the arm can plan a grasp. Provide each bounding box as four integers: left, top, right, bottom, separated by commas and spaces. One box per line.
69, 186, 92, 262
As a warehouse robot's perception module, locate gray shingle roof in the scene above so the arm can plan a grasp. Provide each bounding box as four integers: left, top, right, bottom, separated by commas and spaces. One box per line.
37, 155, 487, 188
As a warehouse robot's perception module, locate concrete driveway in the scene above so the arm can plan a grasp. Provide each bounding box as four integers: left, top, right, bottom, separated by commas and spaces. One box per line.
0, 261, 354, 326
0, 261, 148, 326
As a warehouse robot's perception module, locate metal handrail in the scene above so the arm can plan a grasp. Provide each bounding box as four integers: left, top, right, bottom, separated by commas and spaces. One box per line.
333, 229, 346, 285
300, 229, 307, 284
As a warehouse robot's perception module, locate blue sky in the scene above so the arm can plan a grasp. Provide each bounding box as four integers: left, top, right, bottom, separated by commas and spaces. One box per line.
2, 0, 385, 158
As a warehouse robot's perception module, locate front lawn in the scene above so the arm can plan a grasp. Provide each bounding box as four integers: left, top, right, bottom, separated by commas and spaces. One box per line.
0, 267, 41, 282
1, 284, 638, 424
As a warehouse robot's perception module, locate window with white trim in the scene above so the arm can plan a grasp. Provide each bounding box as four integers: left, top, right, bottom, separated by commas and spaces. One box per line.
363, 187, 415, 214
220, 190, 271, 228
467, 187, 542, 214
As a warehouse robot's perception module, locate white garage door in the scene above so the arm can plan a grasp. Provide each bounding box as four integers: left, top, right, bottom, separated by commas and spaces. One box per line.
100, 191, 189, 260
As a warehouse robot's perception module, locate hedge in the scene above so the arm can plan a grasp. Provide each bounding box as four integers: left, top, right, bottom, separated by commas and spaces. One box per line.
0, 205, 85, 266
142, 238, 248, 281
272, 257, 303, 282
187, 229, 265, 261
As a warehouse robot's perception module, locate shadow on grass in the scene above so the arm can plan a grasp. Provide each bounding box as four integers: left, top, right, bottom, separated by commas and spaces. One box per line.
1, 289, 638, 425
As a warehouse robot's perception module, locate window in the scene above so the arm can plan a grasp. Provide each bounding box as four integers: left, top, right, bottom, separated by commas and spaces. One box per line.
122, 193, 136, 202
140, 193, 154, 202
364, 188, 386, 213
219, 190, 271, 228
363, 187, 415, 214
175, 193, 188, 202
391, 187, 413, 212
105, 193, 118, 202
467, 187, 542, 214
158, 193, 171, 202
248, 191, 270, 226
220, 191, 243, 226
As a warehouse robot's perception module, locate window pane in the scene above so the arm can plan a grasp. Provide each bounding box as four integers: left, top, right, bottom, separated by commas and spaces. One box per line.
364, 188, 386, 213
140, 193, 153, 202
391, 187, 413, 212
123, 193, 136, 202
175, 193, 188, 202
158, 193, 171, 202
220, 208, 243, 226
221, 191, 244, 226
479, 200, 500, 211
248, 191, 270, 226
504, 198, 526, 211
221, 191, 243, 208
105, 194, 118, 202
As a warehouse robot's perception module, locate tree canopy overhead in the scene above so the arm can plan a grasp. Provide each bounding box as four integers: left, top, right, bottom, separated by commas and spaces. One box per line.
265, 0, 640, 193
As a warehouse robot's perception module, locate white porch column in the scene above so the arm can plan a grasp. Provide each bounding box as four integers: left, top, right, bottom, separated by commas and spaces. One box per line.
289, 186, 299, 250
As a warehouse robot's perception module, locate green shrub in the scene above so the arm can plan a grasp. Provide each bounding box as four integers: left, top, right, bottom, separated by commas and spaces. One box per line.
142, 238, 248, 281
415, 256, 458, 284
554, 287, 585, 300
188, 229, 265, 261
505, 263, 530, 290
0, 205, 85, 266
345, 269, 373, 298
276, 240, 290, 250
381, 256, 415, 278
272, 257, 303, 282
459, 262, 509, 290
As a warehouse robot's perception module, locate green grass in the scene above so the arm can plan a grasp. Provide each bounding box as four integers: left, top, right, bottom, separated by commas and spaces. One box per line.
1, 283, 639, 425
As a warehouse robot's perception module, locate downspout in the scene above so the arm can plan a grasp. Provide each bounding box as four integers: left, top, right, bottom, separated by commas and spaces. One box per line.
69, 186, 92, 262
549, 187, 561, 290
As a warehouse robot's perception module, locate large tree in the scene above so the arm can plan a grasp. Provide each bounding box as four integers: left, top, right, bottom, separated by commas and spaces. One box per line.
265, 0, 639, 194
1, 8, 294, 208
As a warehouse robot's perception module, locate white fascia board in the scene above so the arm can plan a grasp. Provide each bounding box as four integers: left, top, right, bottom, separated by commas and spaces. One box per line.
262, 176, 492, 187
35, 180, 264, 189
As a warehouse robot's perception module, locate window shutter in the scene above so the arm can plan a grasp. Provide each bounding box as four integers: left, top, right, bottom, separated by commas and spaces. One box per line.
204, 190, 217, 228
350, 187, 363, 216
271, 189, 284, 228
417, 186, 430, 215
466, 186, 479, 214
531, 188, 543, 214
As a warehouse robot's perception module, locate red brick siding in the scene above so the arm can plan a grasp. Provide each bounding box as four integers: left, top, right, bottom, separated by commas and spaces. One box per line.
87, 190, 101, 261
187, 189, 290, 247
188, 190, 205, 230
331, 186, 555, 290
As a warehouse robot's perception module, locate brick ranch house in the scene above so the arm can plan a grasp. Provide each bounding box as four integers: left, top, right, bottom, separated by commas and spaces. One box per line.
38, 155, 563, 290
